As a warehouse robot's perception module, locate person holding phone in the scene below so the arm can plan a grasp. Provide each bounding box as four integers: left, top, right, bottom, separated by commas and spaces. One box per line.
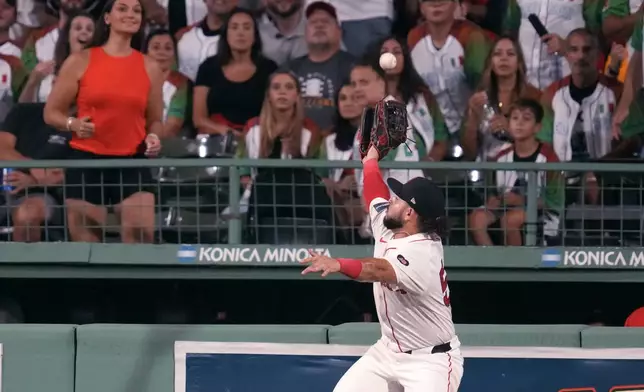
43, 0, 163, 243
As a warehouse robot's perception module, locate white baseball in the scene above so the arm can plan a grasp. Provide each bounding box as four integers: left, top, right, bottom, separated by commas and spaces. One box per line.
379, 52, 397, 70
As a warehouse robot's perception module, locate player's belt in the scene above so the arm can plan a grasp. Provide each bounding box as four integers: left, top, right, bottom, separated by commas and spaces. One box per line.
403, 342, 451, 355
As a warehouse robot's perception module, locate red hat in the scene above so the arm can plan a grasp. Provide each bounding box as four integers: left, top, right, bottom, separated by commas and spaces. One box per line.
305, 1, 338, 20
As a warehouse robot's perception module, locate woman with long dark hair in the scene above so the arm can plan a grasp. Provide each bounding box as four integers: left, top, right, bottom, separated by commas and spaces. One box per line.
193, 7, 277, 135
143, 28, 189, 137
44, 0, 163, 243
19, 10, 94, 103
461, 35, 541, 161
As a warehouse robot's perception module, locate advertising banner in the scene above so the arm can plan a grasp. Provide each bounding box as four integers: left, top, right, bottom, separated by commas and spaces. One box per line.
175, 342, 644, 392
175, 244, 644, 270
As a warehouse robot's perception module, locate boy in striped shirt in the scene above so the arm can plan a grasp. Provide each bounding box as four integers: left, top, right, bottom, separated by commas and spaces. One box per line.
469, 98, 564, 246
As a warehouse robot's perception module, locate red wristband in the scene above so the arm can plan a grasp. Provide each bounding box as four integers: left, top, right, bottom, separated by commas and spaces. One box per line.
338, 258, 363, 279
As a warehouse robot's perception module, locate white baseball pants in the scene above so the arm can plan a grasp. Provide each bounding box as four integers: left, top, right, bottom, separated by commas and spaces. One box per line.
333, 339, 464, 392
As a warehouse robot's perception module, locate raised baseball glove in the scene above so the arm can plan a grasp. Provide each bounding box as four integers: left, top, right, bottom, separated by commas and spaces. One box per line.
370, 98, 408, 160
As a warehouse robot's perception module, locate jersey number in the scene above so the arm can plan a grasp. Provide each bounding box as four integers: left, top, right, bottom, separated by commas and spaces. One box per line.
439, 260, 451, 307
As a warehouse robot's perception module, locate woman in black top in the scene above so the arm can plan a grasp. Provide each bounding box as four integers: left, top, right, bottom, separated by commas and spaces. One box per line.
192, 7, 277, 135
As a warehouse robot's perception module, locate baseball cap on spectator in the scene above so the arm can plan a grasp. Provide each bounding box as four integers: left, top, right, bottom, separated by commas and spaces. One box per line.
305, 1, 338, 21
386, 177, 446, 220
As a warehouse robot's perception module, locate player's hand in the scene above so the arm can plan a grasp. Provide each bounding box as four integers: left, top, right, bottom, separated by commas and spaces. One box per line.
6, 171, 36, 194
70, 116, 95, 139
145, 133, 162, 157
300, 250, 341, 277
362, 145, 380, 163
542, 33, 565, 55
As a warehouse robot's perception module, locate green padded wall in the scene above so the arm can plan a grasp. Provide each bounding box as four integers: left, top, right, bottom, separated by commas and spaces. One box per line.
0, 324, 76, 392
581, 326, 644, 348
74, 324, 330, 392
456, 324, 586, 347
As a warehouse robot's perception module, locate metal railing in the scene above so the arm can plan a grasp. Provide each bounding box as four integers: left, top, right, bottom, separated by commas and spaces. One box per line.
1, 158, 643, 246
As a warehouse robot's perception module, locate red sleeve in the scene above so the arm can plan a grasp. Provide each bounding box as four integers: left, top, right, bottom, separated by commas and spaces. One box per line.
362, 159, 390, 207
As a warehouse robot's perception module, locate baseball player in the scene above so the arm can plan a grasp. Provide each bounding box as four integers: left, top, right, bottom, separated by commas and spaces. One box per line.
301, 144, 464, 391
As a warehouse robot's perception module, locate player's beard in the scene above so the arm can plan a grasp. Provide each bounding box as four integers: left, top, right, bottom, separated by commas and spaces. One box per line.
383, 215, 404, 230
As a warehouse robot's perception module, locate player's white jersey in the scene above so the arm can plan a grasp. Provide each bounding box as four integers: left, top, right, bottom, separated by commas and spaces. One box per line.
369, 196, 456, 352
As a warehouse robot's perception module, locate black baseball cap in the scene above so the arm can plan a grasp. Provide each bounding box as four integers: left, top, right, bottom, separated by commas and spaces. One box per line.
305, 1, 338, 21
386, 177, 446, 220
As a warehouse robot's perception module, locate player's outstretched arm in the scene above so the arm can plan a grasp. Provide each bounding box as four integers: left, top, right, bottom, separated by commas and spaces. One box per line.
300, 251, 397, 284
362, 146, 390, 208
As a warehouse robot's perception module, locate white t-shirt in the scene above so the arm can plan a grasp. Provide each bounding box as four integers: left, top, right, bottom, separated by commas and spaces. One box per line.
368, 197, 457, 352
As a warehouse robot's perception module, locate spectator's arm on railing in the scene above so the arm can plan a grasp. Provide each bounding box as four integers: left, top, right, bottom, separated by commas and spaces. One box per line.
30, 168, 63, 186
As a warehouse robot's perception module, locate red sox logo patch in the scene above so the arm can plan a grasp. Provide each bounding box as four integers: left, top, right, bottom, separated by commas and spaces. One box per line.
397, 254, 409, 266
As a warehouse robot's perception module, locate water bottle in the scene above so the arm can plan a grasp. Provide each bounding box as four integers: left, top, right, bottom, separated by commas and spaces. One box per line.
481, 100, 512, 142
2, 168, 14, 192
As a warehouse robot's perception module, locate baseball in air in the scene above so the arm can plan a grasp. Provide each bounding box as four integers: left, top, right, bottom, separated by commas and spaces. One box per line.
379, 52, 397, 70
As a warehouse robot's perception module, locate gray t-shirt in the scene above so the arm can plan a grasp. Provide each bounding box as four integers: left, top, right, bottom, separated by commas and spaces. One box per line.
286, 51, 355, 131
258, 13, 308, 66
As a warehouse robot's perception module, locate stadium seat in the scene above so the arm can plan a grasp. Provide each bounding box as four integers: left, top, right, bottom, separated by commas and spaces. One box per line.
246, 168, 334, 244
563, 204, 642, 246
154, 133, 238, 243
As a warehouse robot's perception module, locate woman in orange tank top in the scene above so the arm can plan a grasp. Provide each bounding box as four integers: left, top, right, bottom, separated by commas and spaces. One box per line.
44, 0, 164, 243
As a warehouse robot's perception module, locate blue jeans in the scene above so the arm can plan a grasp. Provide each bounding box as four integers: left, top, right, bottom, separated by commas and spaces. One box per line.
341, 17, 392, 58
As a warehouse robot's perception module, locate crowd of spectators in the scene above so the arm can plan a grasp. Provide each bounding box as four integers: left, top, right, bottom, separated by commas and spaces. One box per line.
0, 0, 642, 246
